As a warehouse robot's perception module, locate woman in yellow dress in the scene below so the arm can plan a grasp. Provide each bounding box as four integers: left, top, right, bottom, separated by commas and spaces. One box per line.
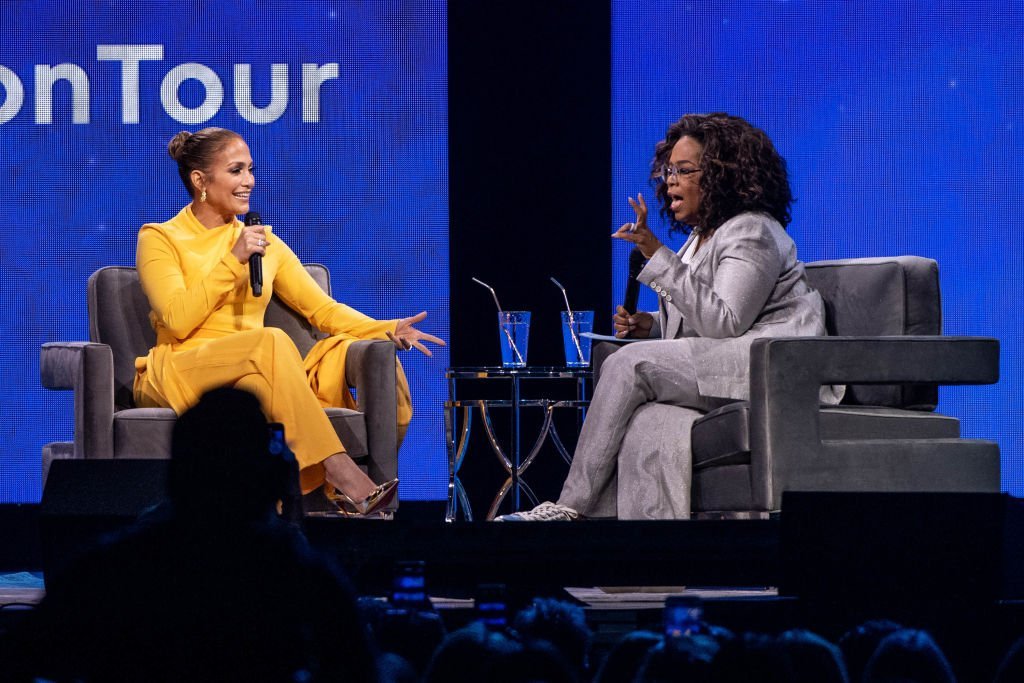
133, 127, 443, 515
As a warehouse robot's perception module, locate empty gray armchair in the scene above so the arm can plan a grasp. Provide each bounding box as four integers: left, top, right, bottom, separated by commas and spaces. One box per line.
41, 265, 398, 500
690, 256, 1000, 518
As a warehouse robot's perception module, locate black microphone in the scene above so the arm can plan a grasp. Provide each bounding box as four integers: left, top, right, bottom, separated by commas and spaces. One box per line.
244, 211, 263, 297
623, 247, 646, 314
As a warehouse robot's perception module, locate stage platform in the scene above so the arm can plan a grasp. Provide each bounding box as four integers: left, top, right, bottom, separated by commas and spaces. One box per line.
5, 492, 1024, 602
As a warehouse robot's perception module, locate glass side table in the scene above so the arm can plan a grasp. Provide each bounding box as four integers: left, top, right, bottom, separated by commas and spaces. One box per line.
444, 366, 592, 522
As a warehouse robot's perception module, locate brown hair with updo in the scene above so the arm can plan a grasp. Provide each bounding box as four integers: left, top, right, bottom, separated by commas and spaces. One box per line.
652, 113, 793, 235
167, 127, 243, 197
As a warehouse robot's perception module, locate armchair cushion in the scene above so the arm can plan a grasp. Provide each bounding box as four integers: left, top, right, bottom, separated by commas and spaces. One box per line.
87, 267, 156, 412
806, 257, 941, 409
112, 409, 177, 459
692, 402, 961, 470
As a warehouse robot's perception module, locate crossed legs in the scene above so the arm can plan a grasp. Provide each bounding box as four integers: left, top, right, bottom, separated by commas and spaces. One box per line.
557, 339, 718, 518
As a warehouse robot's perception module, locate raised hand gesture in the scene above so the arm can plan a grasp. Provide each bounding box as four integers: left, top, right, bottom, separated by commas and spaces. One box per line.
611, 193, 663, 259
386, 311, 446, 357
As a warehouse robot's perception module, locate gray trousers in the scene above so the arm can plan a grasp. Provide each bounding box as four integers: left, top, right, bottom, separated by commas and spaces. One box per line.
557, 340, 722, 520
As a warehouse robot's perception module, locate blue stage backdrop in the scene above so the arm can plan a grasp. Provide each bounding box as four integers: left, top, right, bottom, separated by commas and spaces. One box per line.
0, 0, 448, 503
612, 1, 1022, 493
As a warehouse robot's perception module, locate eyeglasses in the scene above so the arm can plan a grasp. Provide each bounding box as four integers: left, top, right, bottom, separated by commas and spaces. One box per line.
660, 164, 701, 182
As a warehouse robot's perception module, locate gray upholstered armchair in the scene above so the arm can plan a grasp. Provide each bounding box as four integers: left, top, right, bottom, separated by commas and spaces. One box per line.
41, 265, 399, 509
596, 256, 1001, 519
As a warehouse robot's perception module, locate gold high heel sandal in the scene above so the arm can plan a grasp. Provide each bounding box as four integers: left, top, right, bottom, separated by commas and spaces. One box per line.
333, 478, 399, 517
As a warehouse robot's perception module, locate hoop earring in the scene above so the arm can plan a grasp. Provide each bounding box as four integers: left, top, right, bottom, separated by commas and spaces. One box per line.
200, 189, 207, 203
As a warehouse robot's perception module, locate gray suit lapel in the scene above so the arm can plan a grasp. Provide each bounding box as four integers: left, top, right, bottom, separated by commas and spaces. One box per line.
687, 231, 715, 272
661, 235, 698, 339
662, 231, 718, 339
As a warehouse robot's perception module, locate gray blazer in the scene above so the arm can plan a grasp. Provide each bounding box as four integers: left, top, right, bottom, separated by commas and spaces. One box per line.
637, 212, 841, 403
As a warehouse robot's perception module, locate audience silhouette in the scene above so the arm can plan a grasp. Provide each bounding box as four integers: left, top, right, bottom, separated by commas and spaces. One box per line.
993, 633, 1024, 682
4, 388, 376, 682
839, 618, 905, 683
359, 595, 447, 679
423, 620, 526, 682
591, 630, 661, 683
775, 628, 849, 683
513, 597, 593, 679
862, 628, 957, 683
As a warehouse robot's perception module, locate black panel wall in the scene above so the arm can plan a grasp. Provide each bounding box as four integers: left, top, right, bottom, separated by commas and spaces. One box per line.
447, 2, 611, 513
449, 1, 612, 368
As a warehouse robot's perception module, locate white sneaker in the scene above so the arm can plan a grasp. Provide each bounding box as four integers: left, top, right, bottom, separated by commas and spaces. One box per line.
493, 501, 580, 521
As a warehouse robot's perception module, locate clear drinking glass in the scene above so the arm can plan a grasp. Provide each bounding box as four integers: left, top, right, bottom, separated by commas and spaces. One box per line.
497, 311, 530, 368
560, 310, 593, 367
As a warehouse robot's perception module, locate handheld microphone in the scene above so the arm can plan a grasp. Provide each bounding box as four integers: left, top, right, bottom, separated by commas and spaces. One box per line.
244, 211, 263, 297
623, 247, 645, 314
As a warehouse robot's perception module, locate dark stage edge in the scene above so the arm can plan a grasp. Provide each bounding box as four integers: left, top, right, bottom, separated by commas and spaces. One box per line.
9, 492, 1024, 603
303, 518, 780, 599
0, 502, 779, 592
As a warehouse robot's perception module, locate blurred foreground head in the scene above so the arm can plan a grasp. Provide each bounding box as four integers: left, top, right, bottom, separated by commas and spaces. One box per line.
169, 387, 282, 521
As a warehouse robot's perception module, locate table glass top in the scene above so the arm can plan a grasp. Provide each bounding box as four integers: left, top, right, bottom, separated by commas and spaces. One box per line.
446, 366, 593, 378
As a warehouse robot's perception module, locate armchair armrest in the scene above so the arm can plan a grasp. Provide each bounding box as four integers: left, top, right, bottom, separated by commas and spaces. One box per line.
752, 336, 998, 389
40, 342, 116, 459
345, 339, 398, 483
748, 336, 1000, 510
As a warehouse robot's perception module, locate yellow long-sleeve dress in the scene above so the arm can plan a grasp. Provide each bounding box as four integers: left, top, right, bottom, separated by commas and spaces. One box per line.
133, 205, 412, 493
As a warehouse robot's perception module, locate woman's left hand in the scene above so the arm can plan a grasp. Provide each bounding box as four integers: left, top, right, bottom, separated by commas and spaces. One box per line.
387, 311, 446, 357
611, 193, 663, 259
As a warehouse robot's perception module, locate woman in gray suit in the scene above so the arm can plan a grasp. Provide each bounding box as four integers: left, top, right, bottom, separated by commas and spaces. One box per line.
499, 113, 840, 521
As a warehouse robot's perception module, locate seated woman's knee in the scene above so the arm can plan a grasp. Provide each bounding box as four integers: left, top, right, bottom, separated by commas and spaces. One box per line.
242, 327, 303, 359
260, 326, 293, 344
601, 344, 644, 380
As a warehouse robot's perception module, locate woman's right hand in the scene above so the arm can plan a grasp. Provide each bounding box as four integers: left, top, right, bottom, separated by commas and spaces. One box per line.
386, 311, 446, 356
613, 305, 654, 339
231, 224, 268, 264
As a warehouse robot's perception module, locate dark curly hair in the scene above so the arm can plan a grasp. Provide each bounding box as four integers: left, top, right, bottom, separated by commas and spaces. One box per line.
652, 113, 792, 235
